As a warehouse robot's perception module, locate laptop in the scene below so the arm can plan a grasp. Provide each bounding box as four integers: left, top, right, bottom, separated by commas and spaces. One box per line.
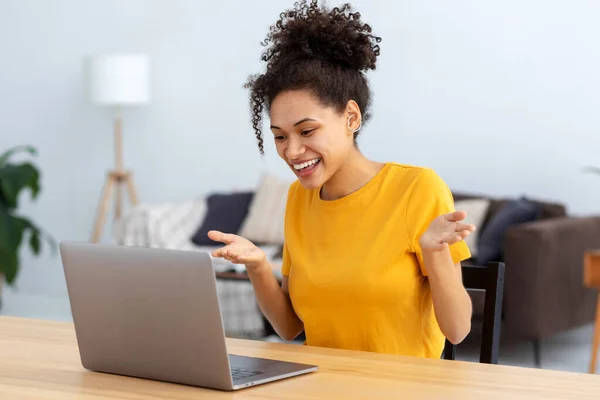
59, 241, 317, 391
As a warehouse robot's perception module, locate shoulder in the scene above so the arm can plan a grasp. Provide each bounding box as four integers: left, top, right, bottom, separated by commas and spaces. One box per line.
382, 163, 455, 218
398, 164, 456, 222
383, 162, 450, 195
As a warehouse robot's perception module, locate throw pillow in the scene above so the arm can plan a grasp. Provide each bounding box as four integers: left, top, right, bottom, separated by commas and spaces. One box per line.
454, 198, 491, 258
190, 192, 254, 246
238, 173, 292, 244
475, 197, 540, 265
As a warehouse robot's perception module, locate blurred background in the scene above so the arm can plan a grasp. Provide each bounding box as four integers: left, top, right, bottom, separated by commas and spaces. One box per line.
1, 0, 600, 375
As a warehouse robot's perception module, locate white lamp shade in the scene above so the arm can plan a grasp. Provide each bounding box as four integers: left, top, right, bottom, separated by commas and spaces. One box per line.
88, 53, 151, 105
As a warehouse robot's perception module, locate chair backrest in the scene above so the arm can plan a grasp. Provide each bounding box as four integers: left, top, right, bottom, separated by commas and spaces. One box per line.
442, 262, 505, 364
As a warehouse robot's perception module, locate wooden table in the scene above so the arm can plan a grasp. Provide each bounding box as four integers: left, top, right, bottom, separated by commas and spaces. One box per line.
2, 317, 600, 399
584, 250, 600, 374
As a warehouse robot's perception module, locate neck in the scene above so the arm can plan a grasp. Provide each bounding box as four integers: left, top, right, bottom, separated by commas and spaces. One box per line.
320, 148, 385, 201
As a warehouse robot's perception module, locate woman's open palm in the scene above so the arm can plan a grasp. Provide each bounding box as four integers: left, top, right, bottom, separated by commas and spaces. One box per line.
207, 230, 266, 270
419, 210, 476, 252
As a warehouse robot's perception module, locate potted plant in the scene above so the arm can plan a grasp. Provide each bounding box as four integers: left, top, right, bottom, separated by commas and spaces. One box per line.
0, 145, 55, 308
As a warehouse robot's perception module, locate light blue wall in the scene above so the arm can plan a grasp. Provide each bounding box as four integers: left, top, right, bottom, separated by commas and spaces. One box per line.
1, 0, 599, 318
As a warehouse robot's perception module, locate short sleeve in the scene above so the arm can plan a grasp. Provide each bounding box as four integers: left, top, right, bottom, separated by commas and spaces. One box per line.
406, 168, 471, 276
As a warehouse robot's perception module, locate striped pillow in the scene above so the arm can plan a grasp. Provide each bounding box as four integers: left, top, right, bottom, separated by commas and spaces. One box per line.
239, 173, 292, 245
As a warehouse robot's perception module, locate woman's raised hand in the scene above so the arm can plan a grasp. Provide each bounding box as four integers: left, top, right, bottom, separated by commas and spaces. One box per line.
418, 210, 476, 252
207, 230, 267, 272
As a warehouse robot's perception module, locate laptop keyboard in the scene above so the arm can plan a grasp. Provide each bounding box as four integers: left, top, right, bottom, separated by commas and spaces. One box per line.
231, 367, 263, 380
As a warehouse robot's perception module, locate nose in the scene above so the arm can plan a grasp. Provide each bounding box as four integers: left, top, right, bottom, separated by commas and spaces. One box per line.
285, 137, 305, 161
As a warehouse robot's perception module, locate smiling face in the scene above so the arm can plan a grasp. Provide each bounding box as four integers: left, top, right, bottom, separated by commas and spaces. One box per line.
269, 89, 361, 189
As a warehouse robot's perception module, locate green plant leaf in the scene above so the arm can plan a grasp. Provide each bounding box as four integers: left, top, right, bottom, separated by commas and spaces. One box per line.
0, 208, 9, 251
0, 248, 19, 284
17, 215, 57, 256
0, 207, 25, 252
0, 145, 54, 286
0, 162, 40, 208
0, 208, 26, 285
0, 145, 37, 166
29, 230, 40, 255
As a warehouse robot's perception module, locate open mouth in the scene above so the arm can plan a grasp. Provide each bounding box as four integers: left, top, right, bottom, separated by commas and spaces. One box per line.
292, 158, 321, 176
293, 158, 321, 170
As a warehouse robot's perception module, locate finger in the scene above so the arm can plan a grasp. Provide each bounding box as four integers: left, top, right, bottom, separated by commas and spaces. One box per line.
207, 230, 236, 244
441, 232, 469, 245
441, 236, 462, 246
211, 245, 235, 258
212, 245, 248, 264
445, 210, 467, 222
223, 251, 247, 264
215, 252, 240, 265
455, 223, 476, 232
211, 247, 225, 257
222, 252, 240, 263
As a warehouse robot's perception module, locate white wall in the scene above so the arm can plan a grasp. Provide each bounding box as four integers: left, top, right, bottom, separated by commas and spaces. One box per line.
1, 0, 600, 310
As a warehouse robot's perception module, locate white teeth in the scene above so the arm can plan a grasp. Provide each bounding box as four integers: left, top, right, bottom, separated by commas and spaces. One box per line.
293, 158, 320, 170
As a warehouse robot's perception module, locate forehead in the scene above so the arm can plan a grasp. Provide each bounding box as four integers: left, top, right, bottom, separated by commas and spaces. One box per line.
269, 90, 330, 127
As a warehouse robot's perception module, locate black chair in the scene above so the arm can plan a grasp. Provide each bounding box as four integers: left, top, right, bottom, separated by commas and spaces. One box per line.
442, 261, 505, 364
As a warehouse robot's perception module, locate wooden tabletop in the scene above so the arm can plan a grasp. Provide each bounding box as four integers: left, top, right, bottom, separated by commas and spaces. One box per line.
1, 316, 600, 399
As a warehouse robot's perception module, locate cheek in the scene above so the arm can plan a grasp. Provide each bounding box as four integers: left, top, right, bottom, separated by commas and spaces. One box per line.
275, 142, 286, 159
317, 130, 350, 158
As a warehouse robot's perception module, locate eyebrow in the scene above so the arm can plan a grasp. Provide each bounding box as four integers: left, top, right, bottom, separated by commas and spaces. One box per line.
270, 118, 317, 130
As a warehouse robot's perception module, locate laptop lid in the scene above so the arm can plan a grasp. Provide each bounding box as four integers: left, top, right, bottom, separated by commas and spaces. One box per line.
60, 241, 235, 390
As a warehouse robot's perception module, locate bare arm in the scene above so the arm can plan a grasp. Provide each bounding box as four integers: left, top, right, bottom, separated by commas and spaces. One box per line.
246, 261, 304, 341
206, 230, 304, 341
422, 247, 472, 344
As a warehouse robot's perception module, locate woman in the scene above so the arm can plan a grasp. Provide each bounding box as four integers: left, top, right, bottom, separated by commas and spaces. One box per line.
208, 0, 475, 359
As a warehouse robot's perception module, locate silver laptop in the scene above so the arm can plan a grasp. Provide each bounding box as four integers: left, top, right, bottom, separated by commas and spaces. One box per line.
59, 241, 317, 391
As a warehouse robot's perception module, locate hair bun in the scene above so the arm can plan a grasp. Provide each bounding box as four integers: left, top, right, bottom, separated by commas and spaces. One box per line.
261, 1, 382, 72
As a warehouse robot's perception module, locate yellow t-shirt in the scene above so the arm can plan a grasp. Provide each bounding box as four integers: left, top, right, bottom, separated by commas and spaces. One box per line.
281, 162, 471, 358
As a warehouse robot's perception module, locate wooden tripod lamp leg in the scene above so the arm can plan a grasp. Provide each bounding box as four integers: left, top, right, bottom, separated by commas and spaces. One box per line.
114, 108, 124, 219
115, 179, 123, 219
126, 173, 139, 206
91, 174, 115, 243
91, 107, 142, 244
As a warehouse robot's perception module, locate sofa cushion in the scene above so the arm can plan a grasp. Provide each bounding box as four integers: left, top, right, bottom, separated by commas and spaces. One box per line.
190, 192, 254, 246
453, 192, 567, 231
454, 198, 490, 257
238, 173, 292, 245
475, 197, 540, 265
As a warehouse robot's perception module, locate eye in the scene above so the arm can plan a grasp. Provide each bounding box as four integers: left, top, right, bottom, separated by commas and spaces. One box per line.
301, 129, 315, 136
274, 135, 285, 141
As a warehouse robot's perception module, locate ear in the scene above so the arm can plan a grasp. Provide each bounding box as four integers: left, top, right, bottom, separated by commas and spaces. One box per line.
345, 100, 362, 133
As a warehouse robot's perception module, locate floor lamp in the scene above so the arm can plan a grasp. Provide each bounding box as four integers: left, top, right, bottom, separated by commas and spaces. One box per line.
87, 53, 151, 243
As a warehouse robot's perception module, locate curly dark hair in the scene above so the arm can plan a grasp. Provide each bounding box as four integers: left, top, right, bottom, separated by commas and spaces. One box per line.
244, 0, 382, 155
